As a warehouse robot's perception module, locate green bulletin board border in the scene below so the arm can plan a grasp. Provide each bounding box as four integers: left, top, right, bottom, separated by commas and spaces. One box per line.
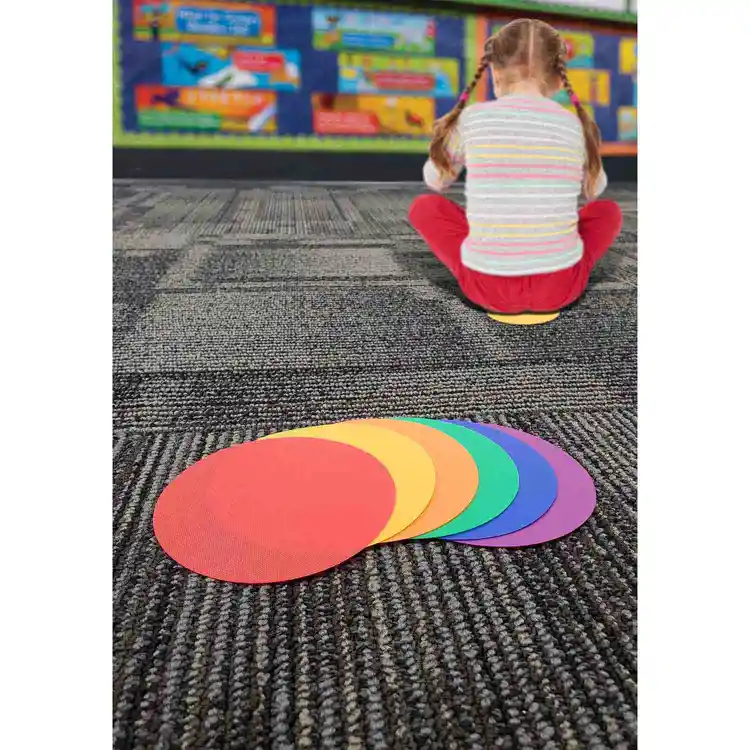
113, 0, 478, 152
431, 0, 636, 25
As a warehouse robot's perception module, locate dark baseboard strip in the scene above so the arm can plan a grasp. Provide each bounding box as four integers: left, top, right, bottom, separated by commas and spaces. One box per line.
113, 148, 637, 183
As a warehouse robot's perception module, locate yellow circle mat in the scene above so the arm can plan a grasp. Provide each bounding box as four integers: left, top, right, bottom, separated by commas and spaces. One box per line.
261, 423, 436, 544
350, 418, 479, 542
488, 311, 560, 325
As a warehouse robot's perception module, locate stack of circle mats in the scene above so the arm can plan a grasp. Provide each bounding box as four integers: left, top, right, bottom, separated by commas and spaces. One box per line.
153, 419, 597, 584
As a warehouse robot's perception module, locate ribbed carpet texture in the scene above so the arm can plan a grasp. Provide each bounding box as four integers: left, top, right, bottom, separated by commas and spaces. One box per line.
113, 181, 637, 750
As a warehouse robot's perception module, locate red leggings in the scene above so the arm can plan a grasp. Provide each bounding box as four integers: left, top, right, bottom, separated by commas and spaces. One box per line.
408, 194, 623, 313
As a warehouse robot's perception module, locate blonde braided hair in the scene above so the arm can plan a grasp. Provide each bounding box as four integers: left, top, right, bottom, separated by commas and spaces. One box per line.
429, 51, 491, 177
555, 48, 603, 199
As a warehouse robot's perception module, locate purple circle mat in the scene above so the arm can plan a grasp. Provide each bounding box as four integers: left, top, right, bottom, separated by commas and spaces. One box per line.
459, 426, 596, 548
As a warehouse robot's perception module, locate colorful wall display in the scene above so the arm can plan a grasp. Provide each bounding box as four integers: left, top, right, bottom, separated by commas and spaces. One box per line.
115, 0, 636, 154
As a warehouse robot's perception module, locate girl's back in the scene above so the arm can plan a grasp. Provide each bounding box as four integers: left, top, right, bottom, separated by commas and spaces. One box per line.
410, 18, 621, 314
459, 96, 585, 277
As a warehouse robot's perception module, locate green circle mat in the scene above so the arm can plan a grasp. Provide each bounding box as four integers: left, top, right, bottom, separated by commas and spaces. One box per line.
401, 418, 520, 539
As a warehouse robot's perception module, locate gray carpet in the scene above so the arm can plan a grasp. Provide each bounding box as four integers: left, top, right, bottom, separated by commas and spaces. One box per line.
113, 181, 637, 750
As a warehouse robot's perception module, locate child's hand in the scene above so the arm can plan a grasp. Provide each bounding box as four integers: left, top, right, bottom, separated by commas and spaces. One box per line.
423, 160, 457, 193
593, 170, 608, 198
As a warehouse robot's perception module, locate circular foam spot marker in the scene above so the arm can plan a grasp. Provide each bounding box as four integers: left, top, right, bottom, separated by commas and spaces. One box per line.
460, 426, 596, 548
153, 439, 396, 584
350, 418, 479, 541
488, 311, 560, 325
441, 422, 558, 541
403, 419, 519, 539
262, 423, 435, 544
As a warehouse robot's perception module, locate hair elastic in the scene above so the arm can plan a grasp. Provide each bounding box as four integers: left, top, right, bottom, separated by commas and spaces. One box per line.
459, 91, 469, 103
570, 93, 580, 106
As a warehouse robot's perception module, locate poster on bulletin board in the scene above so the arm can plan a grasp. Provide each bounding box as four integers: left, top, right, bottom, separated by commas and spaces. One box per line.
115, 0, 636, 154
161, 44, 301, 90
133, 1, 277, 44
311, 8, 436, 54
337, 53, 460, 98
135, 85, 278, 132
312, 94, 434, 136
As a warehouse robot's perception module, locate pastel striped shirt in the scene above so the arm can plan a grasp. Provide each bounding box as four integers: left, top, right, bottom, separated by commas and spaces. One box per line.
424, 95, 607, 277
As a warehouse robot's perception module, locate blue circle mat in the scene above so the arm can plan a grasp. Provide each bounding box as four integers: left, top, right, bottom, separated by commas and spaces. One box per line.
441, 422, 558, 541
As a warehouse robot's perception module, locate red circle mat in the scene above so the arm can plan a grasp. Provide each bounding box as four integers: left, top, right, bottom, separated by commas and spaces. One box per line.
153, 438, 396, 584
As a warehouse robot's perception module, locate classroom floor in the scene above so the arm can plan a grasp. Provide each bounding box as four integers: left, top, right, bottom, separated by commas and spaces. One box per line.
113, 181, 637, 750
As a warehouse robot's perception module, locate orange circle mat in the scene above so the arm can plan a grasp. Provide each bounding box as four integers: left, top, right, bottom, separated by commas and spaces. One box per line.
355, 419, 480, 541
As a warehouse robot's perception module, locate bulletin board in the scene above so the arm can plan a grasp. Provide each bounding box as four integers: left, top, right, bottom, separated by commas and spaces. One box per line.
114, 0, 636, 154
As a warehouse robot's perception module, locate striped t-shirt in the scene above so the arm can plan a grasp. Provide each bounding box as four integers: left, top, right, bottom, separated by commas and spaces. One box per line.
423, 95, 606, 277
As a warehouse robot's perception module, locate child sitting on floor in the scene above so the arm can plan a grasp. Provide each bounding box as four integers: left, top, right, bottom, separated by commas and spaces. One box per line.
409, 18, 623, 314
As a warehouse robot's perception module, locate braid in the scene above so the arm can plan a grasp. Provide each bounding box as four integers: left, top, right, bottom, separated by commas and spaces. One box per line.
429, 54, 490, 177
467, 53, 491, 103
556, 50, 603, 200
556, 59, 579, 113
